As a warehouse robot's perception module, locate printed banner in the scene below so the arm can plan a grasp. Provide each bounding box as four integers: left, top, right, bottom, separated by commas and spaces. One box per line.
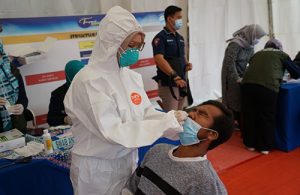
0, 12, 164, 126
26, 71, 66, 86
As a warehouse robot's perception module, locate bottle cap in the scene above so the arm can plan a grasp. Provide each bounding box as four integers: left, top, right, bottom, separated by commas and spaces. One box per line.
43, 129, 48, 134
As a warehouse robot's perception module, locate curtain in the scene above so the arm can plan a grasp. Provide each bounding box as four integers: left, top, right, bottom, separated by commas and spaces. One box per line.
188, 0, 269, 105
272, 0, 300, 58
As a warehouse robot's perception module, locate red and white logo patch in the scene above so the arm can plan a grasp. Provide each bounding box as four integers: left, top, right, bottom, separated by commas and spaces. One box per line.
153, 38, 160, 47
130, 92, 142, 105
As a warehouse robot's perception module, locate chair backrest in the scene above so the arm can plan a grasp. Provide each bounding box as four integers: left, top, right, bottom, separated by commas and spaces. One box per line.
23, 108, 37, 129
156, 100, 164, 110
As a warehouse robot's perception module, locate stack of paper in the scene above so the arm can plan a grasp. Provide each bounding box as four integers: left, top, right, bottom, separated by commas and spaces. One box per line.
0, 129, 25, 152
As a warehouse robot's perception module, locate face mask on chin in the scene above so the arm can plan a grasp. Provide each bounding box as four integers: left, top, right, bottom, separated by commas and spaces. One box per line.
179, 117, 217, 146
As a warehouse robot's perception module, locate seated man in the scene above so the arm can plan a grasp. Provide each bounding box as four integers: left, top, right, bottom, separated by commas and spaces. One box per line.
123, 100, 234, 195
47, 60, 84, 126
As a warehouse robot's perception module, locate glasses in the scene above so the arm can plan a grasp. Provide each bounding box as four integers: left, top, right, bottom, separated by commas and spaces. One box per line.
128, 42, 145, 51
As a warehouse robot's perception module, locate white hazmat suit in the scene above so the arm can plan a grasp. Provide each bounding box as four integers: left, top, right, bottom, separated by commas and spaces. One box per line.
64, 6, 185, 195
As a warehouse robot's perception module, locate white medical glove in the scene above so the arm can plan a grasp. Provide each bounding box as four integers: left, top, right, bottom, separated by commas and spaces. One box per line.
10, 104, 24, 115
64, 116, 72, 125
0, 97, 7, 106
174, 110, 188, 125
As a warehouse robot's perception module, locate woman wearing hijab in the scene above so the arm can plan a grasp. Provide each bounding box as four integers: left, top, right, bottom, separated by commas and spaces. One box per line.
221, 24, 266, 128
0, 43, 28, 132
241, 39, 300, 154
47, 60, 84, 126
64, 6, 187, 195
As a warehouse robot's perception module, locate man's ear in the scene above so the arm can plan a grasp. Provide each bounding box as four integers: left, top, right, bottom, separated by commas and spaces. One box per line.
207, 131, 218, 141
167, 16, 174, 24
166, 16, 171, 24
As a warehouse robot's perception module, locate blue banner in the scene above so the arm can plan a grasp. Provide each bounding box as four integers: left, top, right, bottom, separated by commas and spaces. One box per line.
0, 12, 164, 36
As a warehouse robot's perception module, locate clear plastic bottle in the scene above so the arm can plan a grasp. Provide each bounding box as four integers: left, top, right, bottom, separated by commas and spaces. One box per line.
43, 129, 54, 154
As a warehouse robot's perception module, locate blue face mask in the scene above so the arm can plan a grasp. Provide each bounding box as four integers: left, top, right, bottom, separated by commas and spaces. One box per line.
174, 19, 183, 30
179, 118, 201, 146
119, 47, 139, 67
179, 117, 217, 146
0, 58, 3, 65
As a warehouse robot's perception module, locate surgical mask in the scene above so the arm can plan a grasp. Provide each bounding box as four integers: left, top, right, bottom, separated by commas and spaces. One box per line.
179, 117, 217, 146
119, 47, 139, 67
174, 19, 183, 30
0, 58, 3, 65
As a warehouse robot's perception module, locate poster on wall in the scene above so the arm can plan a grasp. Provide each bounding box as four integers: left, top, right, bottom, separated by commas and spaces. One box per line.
0, 12, 164, 126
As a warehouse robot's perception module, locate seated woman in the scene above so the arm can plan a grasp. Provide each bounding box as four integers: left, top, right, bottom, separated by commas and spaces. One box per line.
47, 60, 84, 127
0, 43, 28, 133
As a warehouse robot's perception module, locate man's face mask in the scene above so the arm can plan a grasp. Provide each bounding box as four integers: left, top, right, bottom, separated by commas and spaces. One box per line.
118, 47, 139, 67
174, 19, 183, 30
179, 117, 217, 146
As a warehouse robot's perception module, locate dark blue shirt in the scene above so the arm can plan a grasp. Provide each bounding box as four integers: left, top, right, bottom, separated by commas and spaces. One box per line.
152, 27, 186, 84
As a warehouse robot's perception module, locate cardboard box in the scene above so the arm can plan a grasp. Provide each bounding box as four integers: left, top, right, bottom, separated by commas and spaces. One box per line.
8, 37, 56, 65
21, 52, 46, 64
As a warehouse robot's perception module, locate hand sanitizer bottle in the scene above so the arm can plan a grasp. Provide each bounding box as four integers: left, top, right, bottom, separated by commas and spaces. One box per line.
43, 129, 53, 154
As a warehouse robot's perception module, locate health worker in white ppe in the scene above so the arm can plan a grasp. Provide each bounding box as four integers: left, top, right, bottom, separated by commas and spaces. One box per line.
64, 6, 188, 195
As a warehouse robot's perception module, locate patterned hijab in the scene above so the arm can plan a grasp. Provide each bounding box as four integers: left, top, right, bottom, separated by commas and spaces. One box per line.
0, 43, 19, 131
227, 24, 266, 49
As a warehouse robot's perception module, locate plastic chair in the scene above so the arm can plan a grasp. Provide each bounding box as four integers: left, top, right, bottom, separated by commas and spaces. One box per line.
23, 108, 37, 129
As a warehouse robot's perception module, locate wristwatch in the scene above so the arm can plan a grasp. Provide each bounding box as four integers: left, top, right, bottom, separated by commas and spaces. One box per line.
170, 70, 178, 80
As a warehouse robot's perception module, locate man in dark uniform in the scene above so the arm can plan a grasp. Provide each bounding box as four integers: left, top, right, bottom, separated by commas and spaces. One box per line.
152, 5, 192, 111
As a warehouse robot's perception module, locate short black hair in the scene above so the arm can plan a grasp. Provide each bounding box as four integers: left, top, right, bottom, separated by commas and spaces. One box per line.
199, 100, 234, 150
264, 42, 280, 50
164, 5, 182, 22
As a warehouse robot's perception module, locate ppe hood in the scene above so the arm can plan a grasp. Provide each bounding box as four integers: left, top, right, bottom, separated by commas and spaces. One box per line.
88, 6, 143, 72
